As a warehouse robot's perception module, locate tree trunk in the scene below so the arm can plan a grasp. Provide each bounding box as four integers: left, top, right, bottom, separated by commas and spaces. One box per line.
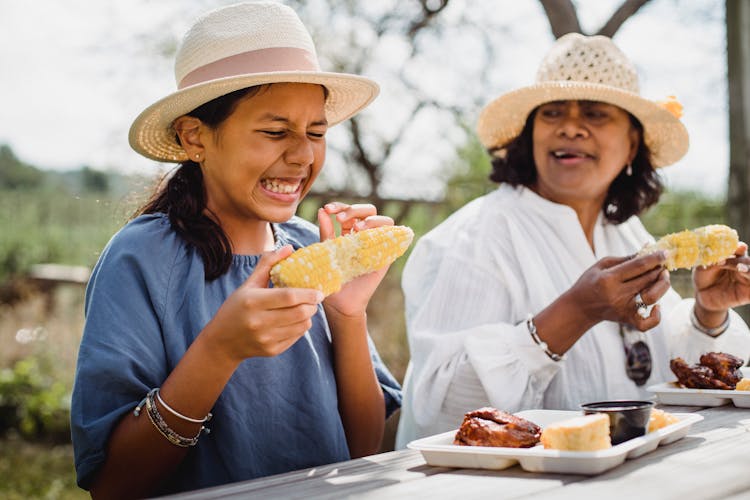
726, 0, 750, 321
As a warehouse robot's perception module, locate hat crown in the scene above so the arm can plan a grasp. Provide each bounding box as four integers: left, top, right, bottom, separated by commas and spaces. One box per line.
535, 33, 639, 94
174, 1, 320, 85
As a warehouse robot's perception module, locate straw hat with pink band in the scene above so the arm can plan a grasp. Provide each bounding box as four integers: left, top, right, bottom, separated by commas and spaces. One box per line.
129, 1, 379, 163
477, 33, 689, 168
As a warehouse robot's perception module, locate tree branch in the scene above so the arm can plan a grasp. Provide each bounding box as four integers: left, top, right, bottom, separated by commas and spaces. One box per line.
408, 0, 451, 38
538, 0, 582, 38
596, 0, 651, 37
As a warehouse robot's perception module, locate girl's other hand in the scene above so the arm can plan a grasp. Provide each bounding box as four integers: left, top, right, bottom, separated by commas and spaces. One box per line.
204, 245, 324, 363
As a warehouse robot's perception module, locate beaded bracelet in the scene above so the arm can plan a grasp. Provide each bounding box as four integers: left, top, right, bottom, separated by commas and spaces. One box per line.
526, 314, 563, 362
690, 306, 730, 338
133, 389, 209, 447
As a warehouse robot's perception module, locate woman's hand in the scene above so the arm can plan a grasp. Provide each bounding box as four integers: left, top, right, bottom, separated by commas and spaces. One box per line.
318, 202, 394, 318
570, 250, 670, 331
203, 246, 324, 364
693, 242, 750, 327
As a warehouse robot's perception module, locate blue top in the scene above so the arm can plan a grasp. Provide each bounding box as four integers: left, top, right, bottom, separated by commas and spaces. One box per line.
71, 213, 401, 495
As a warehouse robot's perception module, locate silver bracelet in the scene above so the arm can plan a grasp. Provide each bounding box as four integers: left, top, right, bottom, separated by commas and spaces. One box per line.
690, 307, 730, 337
155, 388, 212, 424
526, 314, 563, 362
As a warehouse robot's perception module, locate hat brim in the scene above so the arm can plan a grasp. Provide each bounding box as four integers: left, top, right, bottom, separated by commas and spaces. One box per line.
477, 82, 689, 168
129, 71, 379, 162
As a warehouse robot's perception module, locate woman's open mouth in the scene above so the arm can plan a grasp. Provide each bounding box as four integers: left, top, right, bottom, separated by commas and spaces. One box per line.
551, 149, 593, 161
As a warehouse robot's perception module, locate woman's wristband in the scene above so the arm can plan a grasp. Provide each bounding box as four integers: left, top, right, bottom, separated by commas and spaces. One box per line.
690, 306, 730, 337
526, 314, 564, 362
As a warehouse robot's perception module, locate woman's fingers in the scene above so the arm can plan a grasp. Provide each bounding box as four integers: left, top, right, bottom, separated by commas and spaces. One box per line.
637, 269, 671, 305
629, 304, 662, 332
613, 250, 667, 280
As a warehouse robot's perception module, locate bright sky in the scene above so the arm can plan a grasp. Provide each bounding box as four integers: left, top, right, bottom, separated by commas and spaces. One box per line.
0, 0, 727, 197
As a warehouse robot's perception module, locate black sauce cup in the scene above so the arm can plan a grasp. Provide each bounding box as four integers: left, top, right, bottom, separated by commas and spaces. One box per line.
580, 400, 655, 445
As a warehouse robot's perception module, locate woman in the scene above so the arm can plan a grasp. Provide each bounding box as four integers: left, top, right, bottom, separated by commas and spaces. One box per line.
395, 33, 750, 448
71, 2, 400, 497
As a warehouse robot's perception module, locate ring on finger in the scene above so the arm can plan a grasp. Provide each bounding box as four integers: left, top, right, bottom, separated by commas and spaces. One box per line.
634, 293, 651, 319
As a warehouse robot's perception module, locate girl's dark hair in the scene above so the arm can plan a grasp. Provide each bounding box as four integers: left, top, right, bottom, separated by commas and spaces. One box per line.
488, 107, 663, 224
133, 86, 262, 280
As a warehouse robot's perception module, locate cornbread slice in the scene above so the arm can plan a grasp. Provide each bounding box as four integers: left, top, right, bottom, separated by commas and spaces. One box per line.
540, 413, 611, 451
648, 409, 680, 432
736, 378, 750, 391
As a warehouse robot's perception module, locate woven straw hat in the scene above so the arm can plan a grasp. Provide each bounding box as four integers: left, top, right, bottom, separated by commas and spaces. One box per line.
477, 33, 688, 168
129, 1, 379, 162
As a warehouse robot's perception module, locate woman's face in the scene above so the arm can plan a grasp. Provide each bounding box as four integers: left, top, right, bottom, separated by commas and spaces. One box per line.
199, 82, 327, 225
531, 100, 638, 208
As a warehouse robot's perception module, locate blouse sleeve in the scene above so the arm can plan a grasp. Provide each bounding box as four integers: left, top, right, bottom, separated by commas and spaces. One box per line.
402, 234, 562, 429
665, 297, 750, 364
71, 217, 175, 489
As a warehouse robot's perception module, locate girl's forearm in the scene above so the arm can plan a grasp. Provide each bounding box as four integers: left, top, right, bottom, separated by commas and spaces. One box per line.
325, 309, 385, 457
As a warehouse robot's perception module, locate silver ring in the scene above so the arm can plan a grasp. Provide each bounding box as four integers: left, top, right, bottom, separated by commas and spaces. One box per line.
634, 293, 650, 319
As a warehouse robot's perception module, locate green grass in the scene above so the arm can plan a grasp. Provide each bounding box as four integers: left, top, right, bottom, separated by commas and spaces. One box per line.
0, 435, 86, 500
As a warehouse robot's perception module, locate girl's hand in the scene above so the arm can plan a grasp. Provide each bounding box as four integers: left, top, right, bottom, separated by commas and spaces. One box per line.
204, 245, 324, 363
570, 251, 670, 331
693, 242, 750, 324
318, 202, 394, 317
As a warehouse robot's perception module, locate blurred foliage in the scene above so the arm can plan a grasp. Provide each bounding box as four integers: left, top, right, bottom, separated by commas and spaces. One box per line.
0, 144, 151, 290
0, 356, 71, 443
442, 125, 496, 213
0, 434, 85, 499
640, 189, 727, 236
0, 145, 45, 190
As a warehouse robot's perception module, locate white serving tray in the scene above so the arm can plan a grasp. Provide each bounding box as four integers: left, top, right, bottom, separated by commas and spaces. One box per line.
647, 367, 750, 408
407, 409, 703, 475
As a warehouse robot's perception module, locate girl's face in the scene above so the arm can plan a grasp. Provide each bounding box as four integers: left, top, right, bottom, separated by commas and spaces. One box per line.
199, 82, 328, 225
531, 100, 638, 209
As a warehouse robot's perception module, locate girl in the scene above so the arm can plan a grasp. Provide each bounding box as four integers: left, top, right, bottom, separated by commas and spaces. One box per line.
71, 3, 401, 497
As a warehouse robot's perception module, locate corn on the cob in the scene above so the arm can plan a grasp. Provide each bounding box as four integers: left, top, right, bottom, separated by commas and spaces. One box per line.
270, 225, 414, 296
639, 224, 739, 271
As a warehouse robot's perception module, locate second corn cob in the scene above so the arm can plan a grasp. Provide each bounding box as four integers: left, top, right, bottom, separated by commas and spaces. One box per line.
270, 225, 414, 296
638, 224, 739, 271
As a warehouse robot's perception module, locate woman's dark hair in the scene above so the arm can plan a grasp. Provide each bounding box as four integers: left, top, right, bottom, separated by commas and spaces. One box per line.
488, 106, 663, 224
133, 86, 262, 280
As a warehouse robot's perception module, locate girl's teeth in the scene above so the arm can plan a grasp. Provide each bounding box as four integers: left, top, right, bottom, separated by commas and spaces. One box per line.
262, 179, 299, 194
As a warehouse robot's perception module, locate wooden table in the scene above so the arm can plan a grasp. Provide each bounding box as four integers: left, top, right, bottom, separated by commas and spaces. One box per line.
165, 405, 750, 499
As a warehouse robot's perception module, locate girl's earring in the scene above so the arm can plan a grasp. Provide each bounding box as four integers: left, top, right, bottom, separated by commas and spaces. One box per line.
194, 154, 201, 162
625, 163, 633, 176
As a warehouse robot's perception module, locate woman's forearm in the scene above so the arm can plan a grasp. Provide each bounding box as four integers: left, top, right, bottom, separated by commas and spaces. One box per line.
531, 288, 600, 356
